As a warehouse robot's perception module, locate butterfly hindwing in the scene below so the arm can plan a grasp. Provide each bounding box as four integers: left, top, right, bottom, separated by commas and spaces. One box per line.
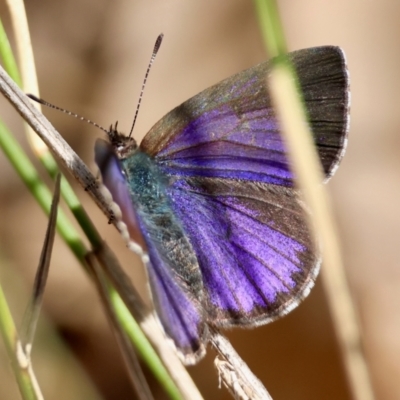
165, 176, 318, 325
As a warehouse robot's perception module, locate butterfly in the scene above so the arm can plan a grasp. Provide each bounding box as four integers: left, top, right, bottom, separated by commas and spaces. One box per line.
94, 45, 350, 365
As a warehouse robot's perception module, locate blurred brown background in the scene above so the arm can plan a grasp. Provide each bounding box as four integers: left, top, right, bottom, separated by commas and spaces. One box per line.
1, 1, 400, 399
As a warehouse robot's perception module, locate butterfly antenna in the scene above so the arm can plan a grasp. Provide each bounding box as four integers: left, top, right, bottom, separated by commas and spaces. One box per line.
27, 94, 110, 135
128, 33, 164, 138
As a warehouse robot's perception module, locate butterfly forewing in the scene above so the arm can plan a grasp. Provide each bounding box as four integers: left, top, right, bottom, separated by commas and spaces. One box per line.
141, 46, 349, 183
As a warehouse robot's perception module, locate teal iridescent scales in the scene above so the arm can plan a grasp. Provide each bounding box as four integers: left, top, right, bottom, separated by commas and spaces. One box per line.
95, 46, 350, 364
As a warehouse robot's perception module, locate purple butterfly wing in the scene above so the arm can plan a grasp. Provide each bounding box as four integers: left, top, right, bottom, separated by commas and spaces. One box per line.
165, 176, 317, 325
141, 235, 207, 363
139, 46, 349, 324
141, 46, 349, 186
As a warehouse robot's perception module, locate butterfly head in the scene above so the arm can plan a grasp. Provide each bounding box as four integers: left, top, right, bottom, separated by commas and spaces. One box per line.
107, 121, 138, 159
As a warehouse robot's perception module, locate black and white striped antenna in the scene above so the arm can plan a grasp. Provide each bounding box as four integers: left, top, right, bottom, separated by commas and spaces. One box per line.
27, 93, 110, 134
128, 33, 164, 138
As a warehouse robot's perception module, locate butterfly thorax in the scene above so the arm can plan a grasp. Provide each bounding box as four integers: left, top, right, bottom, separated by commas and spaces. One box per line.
120, 150, 204, 293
